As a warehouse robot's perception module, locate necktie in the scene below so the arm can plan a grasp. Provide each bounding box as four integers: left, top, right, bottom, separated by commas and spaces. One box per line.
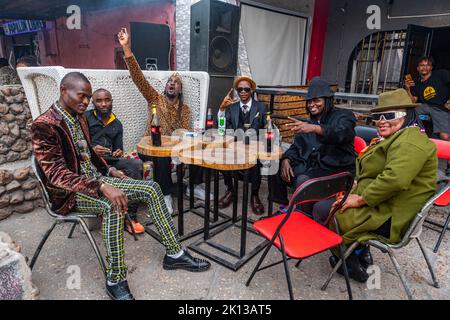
242, 105, 249, 115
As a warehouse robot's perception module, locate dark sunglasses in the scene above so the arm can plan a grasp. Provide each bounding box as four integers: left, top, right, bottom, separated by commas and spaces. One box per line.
237, 87, 251, 93
371, 111, 406, 121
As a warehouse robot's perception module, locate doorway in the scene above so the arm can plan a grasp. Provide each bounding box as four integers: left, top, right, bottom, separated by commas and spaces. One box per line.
401, 24, 450, 83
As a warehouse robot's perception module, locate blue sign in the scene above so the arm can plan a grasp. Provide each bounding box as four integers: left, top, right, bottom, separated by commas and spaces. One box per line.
2, 20, 45, 36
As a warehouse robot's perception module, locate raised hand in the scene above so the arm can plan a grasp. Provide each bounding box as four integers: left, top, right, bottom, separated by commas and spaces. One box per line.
219, 88, 239, 111
404, 76, 415, 90
117, 27, 130, 47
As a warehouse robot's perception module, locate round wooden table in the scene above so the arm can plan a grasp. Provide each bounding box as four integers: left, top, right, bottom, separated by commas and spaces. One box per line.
181, 144, 268, 271
227, 140, 283, 161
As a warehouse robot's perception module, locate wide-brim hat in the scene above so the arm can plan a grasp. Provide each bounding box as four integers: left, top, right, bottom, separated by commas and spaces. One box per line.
306, 77, 334, 100
371, 88, 420, 112
233, 76, 256, 91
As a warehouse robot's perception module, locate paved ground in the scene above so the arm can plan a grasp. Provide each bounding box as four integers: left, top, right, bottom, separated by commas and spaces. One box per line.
0, 178, 449, 300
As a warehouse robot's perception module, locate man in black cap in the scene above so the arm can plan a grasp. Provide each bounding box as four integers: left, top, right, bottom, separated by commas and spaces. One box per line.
271, 77, 357, 221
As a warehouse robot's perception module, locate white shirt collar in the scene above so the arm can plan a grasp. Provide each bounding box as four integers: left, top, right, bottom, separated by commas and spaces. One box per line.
240, 98, 253, 111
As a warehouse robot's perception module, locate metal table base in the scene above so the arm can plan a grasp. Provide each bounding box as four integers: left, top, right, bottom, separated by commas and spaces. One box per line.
145, 164, 231, 243
189, 169, 268, 271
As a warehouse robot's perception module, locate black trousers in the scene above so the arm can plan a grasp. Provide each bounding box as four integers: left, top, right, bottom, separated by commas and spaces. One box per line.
138, 154, 203, 196
222, 163, 261, 195
270, 165, 335, 207
105, 157, 143, 219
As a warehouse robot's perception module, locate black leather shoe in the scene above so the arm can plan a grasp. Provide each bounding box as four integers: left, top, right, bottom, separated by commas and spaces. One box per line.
163, 250, 211, 272
251, 194, 265, 215
357, 246, 373, 269
218, 191, 233, 209
329, 254, 369, 283
106, 280, 135, 300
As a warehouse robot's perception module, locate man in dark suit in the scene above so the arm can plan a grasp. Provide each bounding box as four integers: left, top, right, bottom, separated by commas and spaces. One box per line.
217, 76, 267, 215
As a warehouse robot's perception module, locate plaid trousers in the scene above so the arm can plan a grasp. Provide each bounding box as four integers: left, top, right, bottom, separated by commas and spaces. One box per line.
75, 176, 181, 283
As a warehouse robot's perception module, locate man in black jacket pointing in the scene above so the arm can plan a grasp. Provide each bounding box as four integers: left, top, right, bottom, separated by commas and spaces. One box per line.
271, 77, 356, 219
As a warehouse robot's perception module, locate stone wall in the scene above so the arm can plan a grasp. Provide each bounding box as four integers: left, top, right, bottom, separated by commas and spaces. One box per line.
0, 85, 42, 219
0, 86, 32, 164
0, 168, 44, 221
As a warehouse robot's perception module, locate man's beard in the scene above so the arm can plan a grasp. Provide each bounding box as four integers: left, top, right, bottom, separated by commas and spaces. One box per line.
97, 108, 112, 119
165, 92, 178, 99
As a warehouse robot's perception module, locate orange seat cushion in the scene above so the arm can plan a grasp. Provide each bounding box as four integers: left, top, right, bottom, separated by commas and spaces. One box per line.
435, 189, 450, 207
254, 211, 343, 259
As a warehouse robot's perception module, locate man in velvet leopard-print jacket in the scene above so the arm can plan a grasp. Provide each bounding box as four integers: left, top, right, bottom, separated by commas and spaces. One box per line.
118, 28, 209, 213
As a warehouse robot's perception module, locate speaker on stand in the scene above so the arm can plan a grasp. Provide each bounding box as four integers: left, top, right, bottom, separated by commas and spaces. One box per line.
190, 0, 241, 115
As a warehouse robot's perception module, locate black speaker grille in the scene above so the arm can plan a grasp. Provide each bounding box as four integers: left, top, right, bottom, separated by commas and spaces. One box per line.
209, 36, 234, 72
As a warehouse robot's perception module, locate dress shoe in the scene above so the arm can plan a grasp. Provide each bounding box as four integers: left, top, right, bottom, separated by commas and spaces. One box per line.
251, 194, 265, 215
106, 280, 135, 300
356, 245, 373, 269
218, 191, 233, 209
329, 254, 369, 283
163, 250, 211, 272
125, 219, 145, 235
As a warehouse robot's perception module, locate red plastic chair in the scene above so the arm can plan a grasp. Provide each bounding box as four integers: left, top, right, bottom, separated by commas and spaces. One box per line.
354, 136, 368, 154
428, 139, 450, 253
245, 172, 354, 300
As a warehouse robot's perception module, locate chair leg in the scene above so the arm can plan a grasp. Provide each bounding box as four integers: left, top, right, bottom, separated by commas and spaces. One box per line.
279, 236, 294, 300
125, 214, 138, 241
68, 222, 78, 239
386, 248, 413, 300
29, 221, 58, 270
321, 242, 358, 291
416, 238, 440, 288
338, 243, 353, 300
433, 211, 450, 254
295, 259, 302, 268
245, 242, 272, 287
78, 217, 107, 276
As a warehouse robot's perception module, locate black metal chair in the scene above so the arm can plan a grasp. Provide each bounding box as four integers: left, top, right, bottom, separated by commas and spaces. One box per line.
29, 155, 106, 276
245, 172, 355, 300
321, 182, 449, 300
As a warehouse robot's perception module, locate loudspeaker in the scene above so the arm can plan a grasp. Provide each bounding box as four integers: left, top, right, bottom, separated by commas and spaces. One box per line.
190, 0, 240, 76
131, 22, 170, 71
208, 75, 235, 114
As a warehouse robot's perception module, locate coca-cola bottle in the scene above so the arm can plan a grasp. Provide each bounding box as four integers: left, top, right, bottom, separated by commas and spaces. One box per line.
265, 112, 273, 152
206, 108, 213, 130
151, 105, 161, 146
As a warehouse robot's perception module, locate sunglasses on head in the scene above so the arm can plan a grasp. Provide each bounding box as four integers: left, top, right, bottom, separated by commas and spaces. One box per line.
237, 87, 251, 93
371, 111, 406, 121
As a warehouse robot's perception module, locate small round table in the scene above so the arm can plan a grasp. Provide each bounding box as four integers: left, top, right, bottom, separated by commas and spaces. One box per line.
137, 135, 203, 241
180, 145, 269, 271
